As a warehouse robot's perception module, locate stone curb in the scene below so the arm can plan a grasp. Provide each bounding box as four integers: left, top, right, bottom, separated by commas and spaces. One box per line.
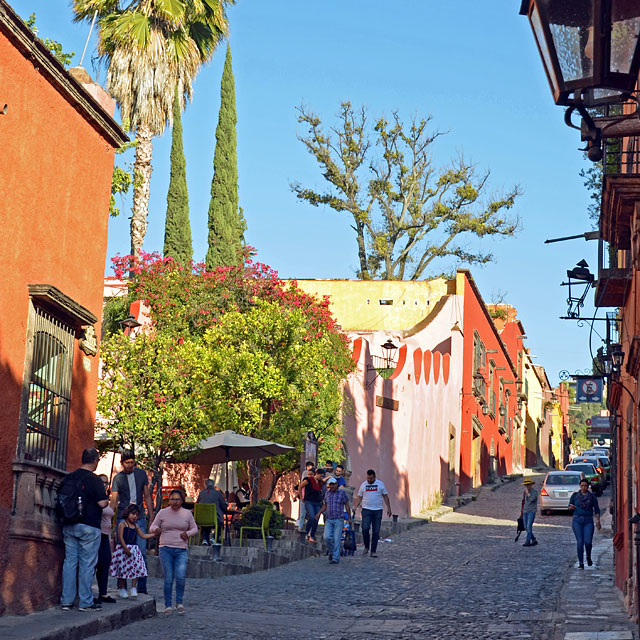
0, 596, 156, 640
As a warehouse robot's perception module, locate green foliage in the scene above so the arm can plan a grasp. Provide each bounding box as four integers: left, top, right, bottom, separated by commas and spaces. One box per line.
206, 45, 246, 270
164, 90, 193, 264
293, 102, 521, 280
26, 13, 75, 67
98, 331, 211, 484
187, 300, 351, 459
579, 158, 603, 225
236, 500, 283, 539
104, 252, 354, 483
109, 124, 136, 217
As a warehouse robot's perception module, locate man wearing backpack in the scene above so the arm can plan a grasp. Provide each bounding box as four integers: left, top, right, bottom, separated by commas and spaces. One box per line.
59, 448, 108, 611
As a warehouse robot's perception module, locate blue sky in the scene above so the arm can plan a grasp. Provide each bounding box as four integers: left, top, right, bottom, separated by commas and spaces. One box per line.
14, 1, 605, 385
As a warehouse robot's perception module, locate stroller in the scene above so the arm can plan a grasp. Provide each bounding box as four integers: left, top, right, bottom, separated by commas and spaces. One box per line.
341, 515, 356, 556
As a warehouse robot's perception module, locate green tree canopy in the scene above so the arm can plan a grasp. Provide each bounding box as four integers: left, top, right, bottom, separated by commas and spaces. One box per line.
164, 89, 193, 265
206, 44, 246, 269
101, 251, 354, 498
292, 102, 521, 280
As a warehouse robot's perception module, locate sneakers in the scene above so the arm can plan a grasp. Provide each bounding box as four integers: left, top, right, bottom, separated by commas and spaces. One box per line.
523, 541, 533, 547
370, 552, 378, 558
329, 559, 339, 564
201, 539, 209, 546
579, 562, 585, 569
61, 604, 73, 611
176, 604, 185, 615
79, 603, 102, 611
362, 548, 369, 554
99, 595, 116, 603
531, 540, 538, 546
118, 588, 129, 599
587, 557, 593, 566
130, 587, 138, 598
165, 607, 173, 616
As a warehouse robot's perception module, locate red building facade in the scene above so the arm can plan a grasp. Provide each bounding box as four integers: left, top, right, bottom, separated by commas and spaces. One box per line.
459, 273, 519, 492
0, 1, 126, 614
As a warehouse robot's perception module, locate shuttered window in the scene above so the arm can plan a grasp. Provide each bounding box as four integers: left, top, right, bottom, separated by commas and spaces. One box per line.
18, 304, 74, 470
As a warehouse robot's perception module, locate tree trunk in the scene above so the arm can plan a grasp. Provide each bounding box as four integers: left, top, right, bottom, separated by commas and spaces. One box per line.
248, 459, 260, 505
150, 460, 164, 514
266, 470, 283, 501
131, 123, 154, 258
355, 219, 369, 280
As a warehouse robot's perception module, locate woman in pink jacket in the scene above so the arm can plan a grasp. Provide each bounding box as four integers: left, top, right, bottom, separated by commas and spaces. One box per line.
149, 489, 197, 615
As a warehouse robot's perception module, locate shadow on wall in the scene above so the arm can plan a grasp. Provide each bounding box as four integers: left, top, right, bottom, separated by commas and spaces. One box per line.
343, 375, 411, 517
0, 353, 20, 615
0, 352, 66, 615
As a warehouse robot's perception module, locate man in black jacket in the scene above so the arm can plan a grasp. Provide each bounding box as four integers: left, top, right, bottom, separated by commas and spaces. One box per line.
60, 448, 108, 611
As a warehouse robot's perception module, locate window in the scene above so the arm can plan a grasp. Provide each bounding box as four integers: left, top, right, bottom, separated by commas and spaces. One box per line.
473, 332, 486, 400
488, 361, 496, 416
18, 305, 75, 470
505, 390, 511, 438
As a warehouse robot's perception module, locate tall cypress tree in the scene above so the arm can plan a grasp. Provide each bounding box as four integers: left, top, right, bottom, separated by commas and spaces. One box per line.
163, 90, 193, 265
206, 45, 246, 270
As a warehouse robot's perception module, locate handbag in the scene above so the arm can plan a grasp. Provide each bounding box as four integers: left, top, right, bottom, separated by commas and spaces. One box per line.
515, 515, 525, 542
343, 529, 356, 551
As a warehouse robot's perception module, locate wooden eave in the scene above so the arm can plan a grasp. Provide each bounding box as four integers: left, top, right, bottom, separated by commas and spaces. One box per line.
0, 0, 128, 148
29, 284, 97, 330
600, 175, 640, 249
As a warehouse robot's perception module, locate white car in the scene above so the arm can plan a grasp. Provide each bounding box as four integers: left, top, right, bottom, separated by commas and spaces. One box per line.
540, 471, 582, 514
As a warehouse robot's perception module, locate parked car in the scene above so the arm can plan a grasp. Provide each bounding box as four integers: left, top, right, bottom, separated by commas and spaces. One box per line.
565, 463, 603, 496
577, 455, 607, 488
540, 471, 582, 514
598, 456, 611, 484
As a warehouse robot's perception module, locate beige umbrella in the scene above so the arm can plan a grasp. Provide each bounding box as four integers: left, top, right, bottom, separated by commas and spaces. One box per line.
185, 430, 295, 494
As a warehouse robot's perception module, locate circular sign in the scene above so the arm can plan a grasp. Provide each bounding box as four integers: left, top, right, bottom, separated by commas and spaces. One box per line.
581, 380, 598, 396
586, 418, 592, 426
598, 438, 606, 445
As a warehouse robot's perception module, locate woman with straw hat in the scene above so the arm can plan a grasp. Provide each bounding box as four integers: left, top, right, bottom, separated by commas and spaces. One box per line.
521, 478, 538, 547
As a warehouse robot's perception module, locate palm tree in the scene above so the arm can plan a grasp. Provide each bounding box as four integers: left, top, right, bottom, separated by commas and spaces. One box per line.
73, 0, 232, 257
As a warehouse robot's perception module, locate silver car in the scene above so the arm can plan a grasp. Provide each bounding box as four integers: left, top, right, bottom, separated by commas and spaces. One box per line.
540, 471, 582, 514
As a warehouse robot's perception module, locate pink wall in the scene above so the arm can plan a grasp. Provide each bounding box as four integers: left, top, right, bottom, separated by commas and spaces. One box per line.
342, 296, 463, 516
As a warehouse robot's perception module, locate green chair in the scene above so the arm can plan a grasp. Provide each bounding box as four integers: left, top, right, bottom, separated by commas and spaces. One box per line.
240, 506, 273, 550
193, 503, 220, 545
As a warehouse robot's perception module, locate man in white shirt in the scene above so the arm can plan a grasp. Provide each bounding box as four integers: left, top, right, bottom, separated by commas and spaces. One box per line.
353, 469, 392, 558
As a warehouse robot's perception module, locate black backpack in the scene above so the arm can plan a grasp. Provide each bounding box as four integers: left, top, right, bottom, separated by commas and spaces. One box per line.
55, 472, 86, 526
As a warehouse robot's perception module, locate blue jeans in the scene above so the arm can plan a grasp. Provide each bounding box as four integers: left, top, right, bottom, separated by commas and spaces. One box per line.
361, 508, 383, 553
296, 501, 307, 530
572, 516, 595, 563
61, 523, 101, 608
523, 511, 536, 544
117, 517, 148, 592
304, 501, 322, 538
324, 518, 343, 563
159, 547, 188, 608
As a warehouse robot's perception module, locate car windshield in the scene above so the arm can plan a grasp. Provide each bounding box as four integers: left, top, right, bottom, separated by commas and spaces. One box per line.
545, 474, 581, 485
566, 464, 596, 474
600, 457, 610, 464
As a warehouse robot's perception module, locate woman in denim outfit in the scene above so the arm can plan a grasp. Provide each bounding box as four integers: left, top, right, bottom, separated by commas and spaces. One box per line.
521, 478, 538, 547
569, 478, 601, 568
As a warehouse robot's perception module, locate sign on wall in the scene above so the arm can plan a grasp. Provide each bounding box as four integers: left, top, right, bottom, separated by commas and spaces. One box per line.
575, 376, 604, 403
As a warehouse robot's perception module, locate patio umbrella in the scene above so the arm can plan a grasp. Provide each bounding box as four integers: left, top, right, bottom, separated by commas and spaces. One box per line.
185, 430, 295, 494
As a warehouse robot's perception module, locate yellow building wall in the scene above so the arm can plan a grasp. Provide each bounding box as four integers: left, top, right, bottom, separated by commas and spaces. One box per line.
295, 278, 455, 331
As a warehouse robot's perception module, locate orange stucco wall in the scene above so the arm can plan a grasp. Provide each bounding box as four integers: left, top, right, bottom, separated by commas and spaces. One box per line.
460, 274, 518, 492
0, 21, 118, 614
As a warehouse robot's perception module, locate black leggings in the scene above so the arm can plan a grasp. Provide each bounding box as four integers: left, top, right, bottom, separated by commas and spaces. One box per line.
96, 533, 112, 596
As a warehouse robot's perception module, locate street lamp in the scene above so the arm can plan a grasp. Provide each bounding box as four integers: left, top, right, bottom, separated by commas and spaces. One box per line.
520, 1, 640, 161
366, 339, 399, 388
597, 346, 614, 376
118, 314, 141, 336
611, 343, 625, 370
562, 260, 594, 318
519, 1, 640, 107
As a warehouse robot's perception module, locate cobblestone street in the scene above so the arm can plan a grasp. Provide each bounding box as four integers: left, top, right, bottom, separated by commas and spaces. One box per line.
89, 476, 637, 640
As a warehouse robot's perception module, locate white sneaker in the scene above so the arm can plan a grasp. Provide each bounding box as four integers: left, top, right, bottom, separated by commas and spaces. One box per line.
118, 589, 129, 599
130, 587, 138, 598
201, 540, 209, 546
